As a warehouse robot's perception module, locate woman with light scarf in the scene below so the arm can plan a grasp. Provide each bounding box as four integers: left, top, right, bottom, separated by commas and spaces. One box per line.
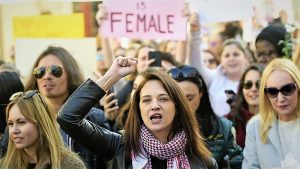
57, 56, 218, 169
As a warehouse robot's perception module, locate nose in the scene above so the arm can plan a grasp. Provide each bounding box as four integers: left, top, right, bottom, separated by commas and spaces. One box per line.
250, 84, 258, 91
277, 92, 286, 102
42, 69, 52, 80
150, 99, 160, 111
11, 125, 20, 134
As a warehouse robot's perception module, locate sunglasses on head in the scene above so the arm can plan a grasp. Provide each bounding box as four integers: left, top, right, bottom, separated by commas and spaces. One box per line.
168, 67, 200, 81
242, 80, 260, 90
264, 83, 297, 98
9, 90, 46, 106
33, 65, 63, 79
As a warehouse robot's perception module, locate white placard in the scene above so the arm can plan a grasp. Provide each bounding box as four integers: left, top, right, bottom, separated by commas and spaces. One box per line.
15, 38, 97, 81
188, 0, 254, 23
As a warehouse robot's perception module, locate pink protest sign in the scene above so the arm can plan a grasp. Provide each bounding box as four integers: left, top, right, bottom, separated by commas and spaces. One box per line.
102, 0, 186, 40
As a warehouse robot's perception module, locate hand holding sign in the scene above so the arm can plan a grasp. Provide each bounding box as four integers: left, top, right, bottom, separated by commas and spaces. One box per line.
189, 13, 200, 33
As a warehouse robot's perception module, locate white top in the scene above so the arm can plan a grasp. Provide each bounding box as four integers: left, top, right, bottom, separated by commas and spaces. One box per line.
242, 115, 300, 169
187, 31, 239, 116
208, 68, 239, 116
277, 118, 300, 169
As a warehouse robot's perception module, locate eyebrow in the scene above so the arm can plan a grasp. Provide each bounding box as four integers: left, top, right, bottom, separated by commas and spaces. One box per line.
7, 118, 26, 122
141, 93, 169, 98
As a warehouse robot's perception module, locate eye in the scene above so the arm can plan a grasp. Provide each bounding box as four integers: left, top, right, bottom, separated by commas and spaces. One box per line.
233, 52, 240, 57
159, 96, 169, 102
224, 53, 230, 58
7, 122, 13, 126
186, 95, 195, 101
18, 121, 26, 124
142, 98, 151, 103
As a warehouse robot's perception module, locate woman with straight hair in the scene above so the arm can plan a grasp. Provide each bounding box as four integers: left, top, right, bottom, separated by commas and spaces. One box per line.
242, 58, 300, 168
225, 63, 265, 148
0, 90, 86, 169
169, 65, 243, 168
57, 56, 218, 169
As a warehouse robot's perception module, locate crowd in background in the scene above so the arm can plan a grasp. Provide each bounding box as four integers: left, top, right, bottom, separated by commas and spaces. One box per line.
0, 2, 300, 169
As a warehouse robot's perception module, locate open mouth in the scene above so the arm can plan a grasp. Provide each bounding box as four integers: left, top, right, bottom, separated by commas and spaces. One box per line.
150, 114, 162, 121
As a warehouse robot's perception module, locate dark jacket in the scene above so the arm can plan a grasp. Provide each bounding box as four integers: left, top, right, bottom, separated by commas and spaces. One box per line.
205, 117, 243, 169
73, 107, 110, 169
57, 79, 218, 169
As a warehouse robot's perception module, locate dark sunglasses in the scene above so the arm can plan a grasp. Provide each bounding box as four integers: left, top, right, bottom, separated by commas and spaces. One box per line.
264, 83, 297, 98
168, 67, 199, 80
10, 90, 41, 101
242, 80, 260, 90
32, 65, 64, 79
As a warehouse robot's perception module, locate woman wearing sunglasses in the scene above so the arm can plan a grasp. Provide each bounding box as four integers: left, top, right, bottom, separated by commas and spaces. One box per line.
57, 57, 218, 169
225, 63, 265, 148
0, 90, 86, 169
243, 58, 300, 168
169, 65, 243, 169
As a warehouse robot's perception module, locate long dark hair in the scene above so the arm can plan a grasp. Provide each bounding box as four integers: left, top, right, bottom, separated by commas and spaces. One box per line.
124, 69, 212, 165
25, 46, 84, 95
228, 63, 265, 127
173, 65, 218, 137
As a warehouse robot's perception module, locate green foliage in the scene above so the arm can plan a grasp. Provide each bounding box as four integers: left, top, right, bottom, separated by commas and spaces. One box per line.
278, 24, 295, 60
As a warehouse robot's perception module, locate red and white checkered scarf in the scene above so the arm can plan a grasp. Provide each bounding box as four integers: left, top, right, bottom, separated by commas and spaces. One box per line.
137, 125, 191, 169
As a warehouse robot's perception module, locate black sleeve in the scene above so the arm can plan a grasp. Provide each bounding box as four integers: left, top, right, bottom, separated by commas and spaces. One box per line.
57, 79, 124, 160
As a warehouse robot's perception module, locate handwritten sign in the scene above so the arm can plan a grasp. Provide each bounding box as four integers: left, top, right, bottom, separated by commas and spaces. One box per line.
13, 13, 84, 38
102, 0, 186, 40
188, 0, 254, 24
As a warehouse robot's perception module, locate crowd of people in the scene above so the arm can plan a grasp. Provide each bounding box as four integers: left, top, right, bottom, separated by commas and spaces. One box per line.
0, 2, 300, 169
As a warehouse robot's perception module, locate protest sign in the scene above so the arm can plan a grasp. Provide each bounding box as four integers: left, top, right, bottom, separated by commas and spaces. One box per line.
102, 0, 186, 40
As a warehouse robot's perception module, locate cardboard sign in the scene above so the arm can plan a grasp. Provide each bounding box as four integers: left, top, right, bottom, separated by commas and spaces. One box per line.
188, 0, 254, 23
13, 13, 84, 38
102, 0, 187, 40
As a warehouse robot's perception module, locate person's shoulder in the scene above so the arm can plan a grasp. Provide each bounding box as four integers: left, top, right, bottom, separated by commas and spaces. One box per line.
247, 114, 260, 125
217, 116, 233, 128
245, 114, 261, 131
61, 152, 87, 169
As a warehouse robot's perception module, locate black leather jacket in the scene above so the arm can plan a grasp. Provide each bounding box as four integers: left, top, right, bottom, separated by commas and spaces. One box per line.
57, 79, 218, 169
205, 117, 243, 169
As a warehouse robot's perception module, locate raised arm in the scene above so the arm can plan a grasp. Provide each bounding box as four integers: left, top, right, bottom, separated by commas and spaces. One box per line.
186, 13, 216, 86
57, 57, 137, 160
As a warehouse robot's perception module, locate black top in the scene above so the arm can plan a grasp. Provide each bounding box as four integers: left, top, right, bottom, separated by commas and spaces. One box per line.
151, 155, 167, 169
27, 163, 36, 169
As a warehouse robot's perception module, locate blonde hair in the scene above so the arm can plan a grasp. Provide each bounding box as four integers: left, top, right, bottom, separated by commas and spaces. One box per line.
1, 91, 84, 169
259, 58, 300, 143
292, 41, 300, 68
